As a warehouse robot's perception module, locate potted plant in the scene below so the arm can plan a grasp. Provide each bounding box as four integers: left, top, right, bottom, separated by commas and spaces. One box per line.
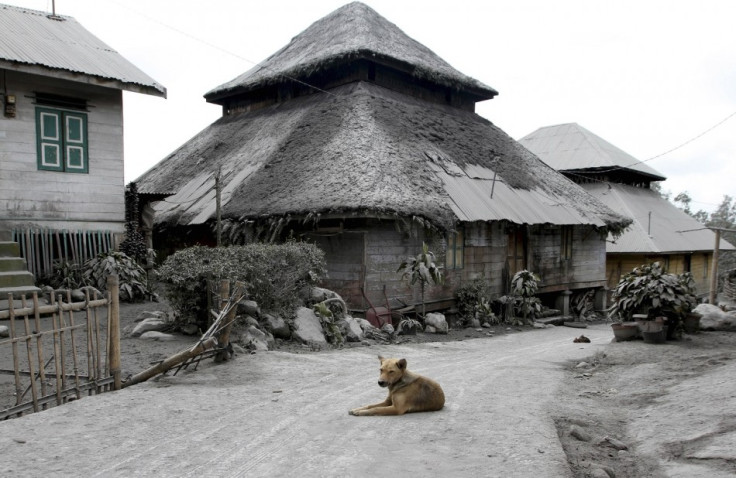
397, 316, 422, 335
609, 262, 699, 341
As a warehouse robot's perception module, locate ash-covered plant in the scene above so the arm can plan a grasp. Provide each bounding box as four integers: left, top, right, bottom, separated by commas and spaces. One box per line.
397, 242, 444, 318
502, 270, 542, 325
44, 260, 85, 290
83, 251, 151, 302
156, 242, 326, 323
456, 279, 499, 326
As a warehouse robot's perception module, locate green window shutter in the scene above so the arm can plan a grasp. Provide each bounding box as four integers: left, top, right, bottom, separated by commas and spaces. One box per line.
35, 107, 89, 173
36, 108, 63, 171
64, 112, 88, 173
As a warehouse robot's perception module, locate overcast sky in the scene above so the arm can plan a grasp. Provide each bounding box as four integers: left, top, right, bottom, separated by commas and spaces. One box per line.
8, 0, 736, 213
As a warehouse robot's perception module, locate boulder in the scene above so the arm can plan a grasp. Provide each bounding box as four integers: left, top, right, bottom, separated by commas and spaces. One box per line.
139, 331, 176, 341
339, 317, 364, 342
425, 313, 449, 334
241, 315, 260, 328
262, 313, 291, 340
311, 287, 341, 303
694, 304, 735, 330
180, 323, 200, 336
357, 318, 374, 331
380, 323, 395, 334
292, 307, 327, 345
240, 325, 274, 351
130, 318, 168, 337
237, 300, 260, 317
136, 310, 167, 322
0, 325, 8, 338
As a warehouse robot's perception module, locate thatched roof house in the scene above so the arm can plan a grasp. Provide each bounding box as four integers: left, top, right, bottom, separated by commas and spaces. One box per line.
137, 2, 630, 313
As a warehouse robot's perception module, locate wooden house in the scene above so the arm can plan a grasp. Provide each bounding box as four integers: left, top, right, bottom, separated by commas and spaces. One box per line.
519, 123, 734, 297
0, 4, 166, 280
136, 2, 630, 314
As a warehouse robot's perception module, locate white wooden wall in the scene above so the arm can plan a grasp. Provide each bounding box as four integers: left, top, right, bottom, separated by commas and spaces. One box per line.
0, 70, 126, 233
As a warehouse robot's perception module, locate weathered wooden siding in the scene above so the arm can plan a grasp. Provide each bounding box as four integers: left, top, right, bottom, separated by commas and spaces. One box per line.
0, 70, 126, 233
607, 253, 712, 297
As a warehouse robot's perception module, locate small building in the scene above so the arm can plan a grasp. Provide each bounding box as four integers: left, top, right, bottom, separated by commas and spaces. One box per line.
519, 122, 734, 296
0, 3, 166, 279
137, 3, 629, 314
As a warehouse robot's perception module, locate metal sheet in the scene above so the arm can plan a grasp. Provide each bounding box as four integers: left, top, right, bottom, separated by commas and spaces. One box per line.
0, 4, 165, 96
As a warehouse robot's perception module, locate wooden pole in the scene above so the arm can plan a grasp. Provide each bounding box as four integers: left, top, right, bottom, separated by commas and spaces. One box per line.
32, 292, 48, 408
122, 338, 217, 388
50, 301, 63, 406
67, 289, 82, 400
215, 168, 222, 247
709, 229, 721, 305
214, 280, 231, 362
7, 295, 22, 409
107, 275, 121, 391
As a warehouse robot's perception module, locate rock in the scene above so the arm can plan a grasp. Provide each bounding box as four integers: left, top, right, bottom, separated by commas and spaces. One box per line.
590, 468, 611, 478
694, 304, 735, 330
292, 307, 327, 345
70, 289, 86, 302
311, 287, 341, 302
0, 325, 8, 338
240, 325, 273, 351
130, 318, 167, 337
425, 313, 449, 334
357, 318, 374, 331
340, 317, 364, 342
237, 300, 260, 317
381, 323, 395, 334
425, 325, 436, 333
533, 322, 546, 329
263, 313, 291, 340
575, 361, 590, 368
79, 285, 103, 299
481, 322, 491, 328
180, 323, 199, 336
242, 315, 259, 328
136, 310, 167, 322
139, 331, 176, 341
600, 436, 628, 450
569, 425, 592, 442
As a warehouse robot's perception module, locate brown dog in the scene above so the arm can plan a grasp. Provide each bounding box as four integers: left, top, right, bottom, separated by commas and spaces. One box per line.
349, 355, 445, 416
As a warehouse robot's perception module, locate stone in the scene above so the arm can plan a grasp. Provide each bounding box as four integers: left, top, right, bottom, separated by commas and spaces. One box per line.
70, 289, 86, 302
237, 300, 260, 317
340, 317, 364, 342
242, 315, 259, 328
180, 323, 200, 336
311, 287, 340, 303
590, 469, 611, 478
136, 310, 167, 322
381, 323, 394, 334
600, 436, 628, 450
139, 331, 176, 341
263, 313, 291, 340
357, 318, 374, 331
425, 313, 449, 334
0, 325, 8, 338
694, 304, 735, 330
575, 361, 590, 368
240, 325, 273, 351
569, 425, 592, 442
533, 322, 546, 329
425, 325, 436, 333
292, 307, 327, 345
130, 318, 167, 337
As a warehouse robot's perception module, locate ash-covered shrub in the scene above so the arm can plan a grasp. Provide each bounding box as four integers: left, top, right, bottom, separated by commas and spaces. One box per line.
155, 242, 327, 322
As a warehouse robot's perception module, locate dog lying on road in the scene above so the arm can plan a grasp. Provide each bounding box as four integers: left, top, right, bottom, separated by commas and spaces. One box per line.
349, 356, 445, 416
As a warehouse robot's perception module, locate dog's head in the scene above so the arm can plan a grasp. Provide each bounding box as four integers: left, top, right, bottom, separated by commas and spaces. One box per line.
377, 355, 407, 387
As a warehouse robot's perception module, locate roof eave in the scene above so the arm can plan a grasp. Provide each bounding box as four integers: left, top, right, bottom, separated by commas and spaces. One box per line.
1, 60, 167, 98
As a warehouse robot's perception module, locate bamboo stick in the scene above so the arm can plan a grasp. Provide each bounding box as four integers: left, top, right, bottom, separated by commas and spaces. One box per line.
68, 289, 85, 399
122, 338, 218, 388
94, 292, 102, 392
0, 298, 108, 319
50, 297, 63, 406
107, 275, 121, 391
7, 295, 22, 410
21, 296, 40, 412
32, 292, 48, 409
86, 290, 94, 395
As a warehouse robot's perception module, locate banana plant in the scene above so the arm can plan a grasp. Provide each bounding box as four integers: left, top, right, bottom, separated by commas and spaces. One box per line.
397, 242, 444, 318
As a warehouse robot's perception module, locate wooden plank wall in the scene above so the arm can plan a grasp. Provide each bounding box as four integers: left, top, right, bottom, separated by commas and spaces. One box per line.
0, 70, 126, 232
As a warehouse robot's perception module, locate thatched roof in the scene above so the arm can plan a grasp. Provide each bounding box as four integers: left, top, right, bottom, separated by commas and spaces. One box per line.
137, 81, 630, 233
204, 2, 496, 103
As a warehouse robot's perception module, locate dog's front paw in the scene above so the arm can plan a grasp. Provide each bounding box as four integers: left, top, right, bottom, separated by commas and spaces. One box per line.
349, 409, 361, 416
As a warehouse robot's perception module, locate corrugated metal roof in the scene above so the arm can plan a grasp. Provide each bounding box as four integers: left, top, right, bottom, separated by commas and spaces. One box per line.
0, 4, 165, 97
429, 162, 608, 227
518, 123, 665, 180
585, 182, 734, 253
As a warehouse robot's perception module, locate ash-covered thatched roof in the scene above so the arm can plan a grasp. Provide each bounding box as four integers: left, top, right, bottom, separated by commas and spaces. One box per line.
137, 81, 630, 233
204, 2, 496, 103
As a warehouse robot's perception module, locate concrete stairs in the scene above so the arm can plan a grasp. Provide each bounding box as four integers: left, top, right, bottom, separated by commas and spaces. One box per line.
0, 230, 41, 304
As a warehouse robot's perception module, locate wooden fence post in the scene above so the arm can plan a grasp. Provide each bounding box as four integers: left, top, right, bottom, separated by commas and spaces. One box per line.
107, 274, 121, 390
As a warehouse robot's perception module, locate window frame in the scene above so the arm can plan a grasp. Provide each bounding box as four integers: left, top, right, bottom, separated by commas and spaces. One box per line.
561, 225, 573, 261
36, 106, 89, 174
445, 228, 464, 270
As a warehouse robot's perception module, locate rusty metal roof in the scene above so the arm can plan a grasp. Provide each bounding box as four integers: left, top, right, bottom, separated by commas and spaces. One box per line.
519, 123, 665, 181
584, 183, 734, 253
0, 3, 165, 97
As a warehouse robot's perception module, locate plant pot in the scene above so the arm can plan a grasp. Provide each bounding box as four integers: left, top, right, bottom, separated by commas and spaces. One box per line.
640, 321, 666, 344
398, 323, 418, 335
683, 313, 701, 334
611, 322, 639, 341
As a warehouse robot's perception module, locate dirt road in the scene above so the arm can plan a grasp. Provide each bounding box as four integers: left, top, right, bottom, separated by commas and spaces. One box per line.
1, 325, 608, 477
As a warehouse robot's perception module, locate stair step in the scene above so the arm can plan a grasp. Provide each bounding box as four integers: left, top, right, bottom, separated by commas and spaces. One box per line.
0, 271, 36, 288
0, 242, 21, 258
0, 231, 11, 242
0, 257, 27, 272
0, 286, 43, 304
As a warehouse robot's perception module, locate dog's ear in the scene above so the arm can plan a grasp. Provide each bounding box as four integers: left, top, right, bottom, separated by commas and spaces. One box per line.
378, 355, 385, 363
397, 358, 407, 370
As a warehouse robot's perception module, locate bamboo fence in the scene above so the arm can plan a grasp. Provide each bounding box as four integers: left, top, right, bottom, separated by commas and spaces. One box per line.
0, 275, 120, 419
12, 228, 114, 278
